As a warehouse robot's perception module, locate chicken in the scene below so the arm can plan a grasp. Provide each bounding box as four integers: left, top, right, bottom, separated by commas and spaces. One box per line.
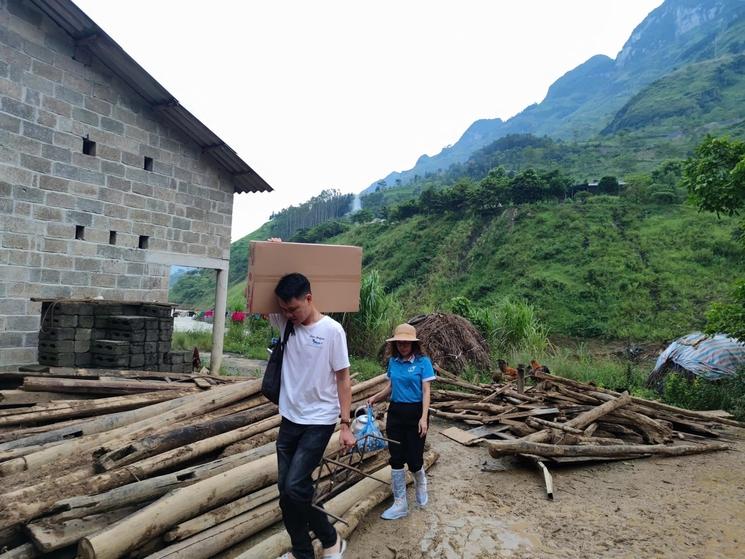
497, 359, 518, 379
528, 359, 550, 375
192, 347, 201, 372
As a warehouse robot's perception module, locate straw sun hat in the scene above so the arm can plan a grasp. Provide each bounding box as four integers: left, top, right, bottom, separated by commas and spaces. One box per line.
386, 323, 419, 343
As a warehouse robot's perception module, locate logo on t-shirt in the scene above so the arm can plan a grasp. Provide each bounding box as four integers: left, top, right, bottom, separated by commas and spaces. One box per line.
408, 366, 416, 373
308, 334, 325, 348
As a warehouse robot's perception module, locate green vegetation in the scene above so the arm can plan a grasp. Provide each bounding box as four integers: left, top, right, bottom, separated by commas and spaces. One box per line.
683, 135, 745, 339
171, 317, 273, 361
448, 296, 549, 356
512, 346, 656, 399
663, 372, 745, 421
333, 270, 403, 360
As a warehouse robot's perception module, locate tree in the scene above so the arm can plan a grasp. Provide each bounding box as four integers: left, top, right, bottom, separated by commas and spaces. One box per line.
390, 199, 419, 221
622, 173, 652, 203
683, 136, 745, 339
541, 169, 572, 200
443, 178, 475, 213
475, 167, 509, 214
597, 176, 620, 195
351, 209, 374, 224
509, 168, 545, 204
682, 136, 745, 216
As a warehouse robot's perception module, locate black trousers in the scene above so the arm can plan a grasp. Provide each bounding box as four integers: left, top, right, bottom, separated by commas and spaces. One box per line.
386, 401, 426, 472
276, 418, 337, 559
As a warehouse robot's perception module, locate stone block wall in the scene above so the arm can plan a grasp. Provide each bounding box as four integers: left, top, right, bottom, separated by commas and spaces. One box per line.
0, 1, 236, 366
39, 300, 193, 373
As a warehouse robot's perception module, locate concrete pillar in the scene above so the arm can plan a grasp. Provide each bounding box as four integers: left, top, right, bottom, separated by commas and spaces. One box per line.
211, 267, 228, 374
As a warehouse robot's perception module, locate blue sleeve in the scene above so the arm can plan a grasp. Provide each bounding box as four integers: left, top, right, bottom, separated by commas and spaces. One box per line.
420, 356, 436, 381
386, 357, 392, 379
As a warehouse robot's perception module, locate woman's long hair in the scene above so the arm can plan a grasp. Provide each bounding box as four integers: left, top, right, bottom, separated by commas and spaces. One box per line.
384, 339, 429, 361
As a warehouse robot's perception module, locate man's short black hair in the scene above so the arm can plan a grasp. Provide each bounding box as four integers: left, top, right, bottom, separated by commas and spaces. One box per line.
275, 273, 311, 302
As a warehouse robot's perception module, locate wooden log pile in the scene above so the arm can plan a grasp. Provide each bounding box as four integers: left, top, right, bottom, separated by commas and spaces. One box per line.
432, 366, 739, 462
0, 368, 390, 559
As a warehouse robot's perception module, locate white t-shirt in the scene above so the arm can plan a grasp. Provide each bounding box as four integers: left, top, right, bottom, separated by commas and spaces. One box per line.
269, 314, 350, 425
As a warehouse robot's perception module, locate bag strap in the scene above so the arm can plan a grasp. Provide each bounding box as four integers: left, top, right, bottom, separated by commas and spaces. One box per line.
280, 321, 294, 348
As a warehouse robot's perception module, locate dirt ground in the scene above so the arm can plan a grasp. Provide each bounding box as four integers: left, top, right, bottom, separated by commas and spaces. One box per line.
346, 417, 745, 559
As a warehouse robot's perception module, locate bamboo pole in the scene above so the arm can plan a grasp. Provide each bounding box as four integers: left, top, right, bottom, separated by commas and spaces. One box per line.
0, 377, 384, 529
26, 506, 141, 552
94, 402, 278, 471
431, 389, 483, 401
234, 450, 439, 559
78, 438, 343, 559
0, 381, 246, 454
164, 486, 279, 543
21, 377, 197, 395
487, 439, 729, 458
0, 543, 38, 559
1, 380, 261, 476
0, 391, 190, 427
0, 390, 97, 405
144, 500, 281, 559
433, 366, 490, 394
52, 443, 277, 521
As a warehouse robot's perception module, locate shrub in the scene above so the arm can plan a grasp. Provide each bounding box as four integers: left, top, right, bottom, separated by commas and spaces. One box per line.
491, 297, 550, 355
336, 270, 403, 359
223, 317, 273, 360
448, 296, 549, 355
663, 371, 745, 421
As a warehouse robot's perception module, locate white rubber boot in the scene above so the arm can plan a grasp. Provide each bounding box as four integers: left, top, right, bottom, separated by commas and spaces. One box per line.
413, 467, 428, 507
380, 468, 408, 520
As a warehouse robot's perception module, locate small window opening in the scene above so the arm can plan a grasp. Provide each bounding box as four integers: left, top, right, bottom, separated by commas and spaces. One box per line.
109, 231, 117, 245
138, 235, 149, 249
75, 225, 85, 240
82, 137, 96, 156
144, 156, 153, 171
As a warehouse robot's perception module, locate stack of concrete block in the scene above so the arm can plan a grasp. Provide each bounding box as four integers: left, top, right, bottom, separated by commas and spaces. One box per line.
38, 302, 95, 367
38, 301, 192, 372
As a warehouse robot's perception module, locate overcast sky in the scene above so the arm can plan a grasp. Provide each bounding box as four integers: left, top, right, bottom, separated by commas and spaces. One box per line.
74, 0, 663, 240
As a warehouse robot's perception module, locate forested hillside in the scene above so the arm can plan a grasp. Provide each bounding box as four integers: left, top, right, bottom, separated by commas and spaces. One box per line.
170, 0, 745, 342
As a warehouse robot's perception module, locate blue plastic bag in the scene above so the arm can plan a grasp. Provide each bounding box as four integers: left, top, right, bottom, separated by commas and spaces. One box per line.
353, 405, 387, 452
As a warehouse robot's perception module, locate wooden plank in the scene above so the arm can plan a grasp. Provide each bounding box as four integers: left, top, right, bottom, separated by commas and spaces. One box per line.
494, 407, 560, 421
440, 426, 478, 445
464, 424, 512, 439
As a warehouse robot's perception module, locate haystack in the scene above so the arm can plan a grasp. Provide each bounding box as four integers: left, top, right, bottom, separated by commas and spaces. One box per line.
409, 313, 492, 375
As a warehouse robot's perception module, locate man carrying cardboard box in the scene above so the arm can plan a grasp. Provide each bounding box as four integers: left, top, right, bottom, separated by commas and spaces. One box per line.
268, 270, 354, 559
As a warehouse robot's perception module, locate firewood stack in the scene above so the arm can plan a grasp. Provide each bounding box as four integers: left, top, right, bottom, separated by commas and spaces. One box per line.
431, 365, 740, 462
0, 368, 393, 559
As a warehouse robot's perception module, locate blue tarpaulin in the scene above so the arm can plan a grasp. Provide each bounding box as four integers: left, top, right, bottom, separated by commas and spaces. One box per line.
651, 332, 745, 381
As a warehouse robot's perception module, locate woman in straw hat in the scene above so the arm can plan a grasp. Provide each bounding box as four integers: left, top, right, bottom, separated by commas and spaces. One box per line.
367, 323, 436, 520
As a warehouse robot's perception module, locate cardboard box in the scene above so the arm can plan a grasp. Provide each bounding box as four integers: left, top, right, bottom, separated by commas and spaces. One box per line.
247, 241, 362, 313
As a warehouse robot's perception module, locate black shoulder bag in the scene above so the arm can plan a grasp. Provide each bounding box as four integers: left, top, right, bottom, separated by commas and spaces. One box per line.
261, 321, 294, 404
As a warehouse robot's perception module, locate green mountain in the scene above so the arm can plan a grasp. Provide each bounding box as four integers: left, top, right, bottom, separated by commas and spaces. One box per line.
171, 0, 745, 341
189, 197, 744, 342
365, 0, 745, 192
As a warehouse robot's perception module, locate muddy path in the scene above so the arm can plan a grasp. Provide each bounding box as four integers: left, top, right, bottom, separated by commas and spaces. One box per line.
346, 417, 745, 559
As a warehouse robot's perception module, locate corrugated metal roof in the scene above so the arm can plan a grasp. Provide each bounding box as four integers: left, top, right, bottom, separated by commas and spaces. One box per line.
30, 0, 273, 194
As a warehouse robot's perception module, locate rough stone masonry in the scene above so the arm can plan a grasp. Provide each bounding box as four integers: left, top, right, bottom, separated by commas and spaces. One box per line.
0, 1, 239, 366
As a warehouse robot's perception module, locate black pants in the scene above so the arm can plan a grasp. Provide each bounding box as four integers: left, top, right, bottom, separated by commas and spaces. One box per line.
276, 417, 337, 559
386, 401, 426, 472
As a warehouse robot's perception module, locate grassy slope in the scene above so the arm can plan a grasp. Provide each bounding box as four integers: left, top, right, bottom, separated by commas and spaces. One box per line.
213, 198, 744, 342
335, 198, 744, 341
